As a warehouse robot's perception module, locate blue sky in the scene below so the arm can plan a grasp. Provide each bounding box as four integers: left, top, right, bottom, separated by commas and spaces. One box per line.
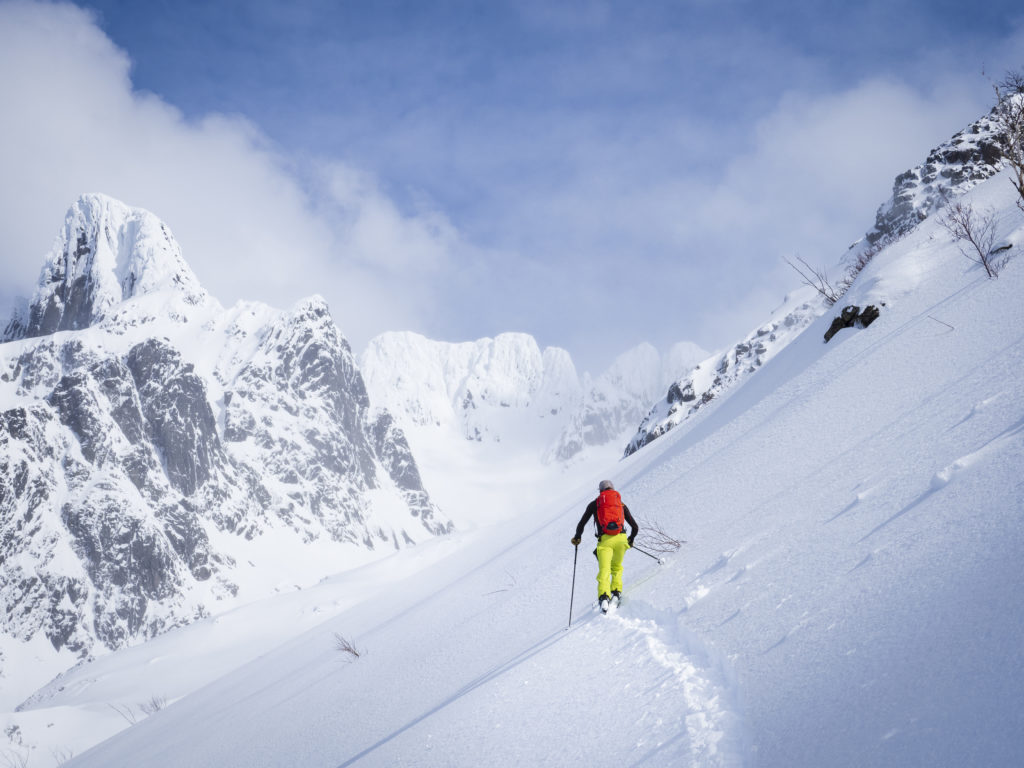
2, 0, 1023, 373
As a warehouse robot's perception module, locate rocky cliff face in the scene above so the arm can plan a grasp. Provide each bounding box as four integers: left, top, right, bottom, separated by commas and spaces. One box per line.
360, 332, 582, 459
850, 109, 1006, 259
0, 194, 449, 664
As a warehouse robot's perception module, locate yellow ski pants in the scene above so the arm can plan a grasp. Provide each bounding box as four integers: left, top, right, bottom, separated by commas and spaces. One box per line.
595, 533, 630, 597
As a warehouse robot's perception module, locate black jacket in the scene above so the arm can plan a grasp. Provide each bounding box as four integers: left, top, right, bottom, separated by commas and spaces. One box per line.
575, 498, 638, 541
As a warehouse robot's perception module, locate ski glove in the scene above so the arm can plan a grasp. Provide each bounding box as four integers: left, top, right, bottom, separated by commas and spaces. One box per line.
627, 536, 635, 548
571, 537, 581, 546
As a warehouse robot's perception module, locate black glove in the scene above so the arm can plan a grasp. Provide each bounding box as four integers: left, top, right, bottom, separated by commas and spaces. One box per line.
571, 537, 581, 546
627, 536, 635, 548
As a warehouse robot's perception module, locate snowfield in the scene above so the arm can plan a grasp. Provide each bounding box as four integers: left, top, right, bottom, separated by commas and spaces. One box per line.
4, 170, 1024, 766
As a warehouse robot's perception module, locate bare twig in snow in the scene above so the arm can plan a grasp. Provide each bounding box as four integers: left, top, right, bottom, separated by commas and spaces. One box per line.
636, 518, 685, 555
140, 695, 167, 716
107, 702, 138, 726
334, 633, 363, 660
784, 255, 840, 305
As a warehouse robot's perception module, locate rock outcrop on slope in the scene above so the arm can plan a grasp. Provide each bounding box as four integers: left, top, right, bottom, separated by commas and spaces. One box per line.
624, 293, 822, 457
850, 108, 1007, 260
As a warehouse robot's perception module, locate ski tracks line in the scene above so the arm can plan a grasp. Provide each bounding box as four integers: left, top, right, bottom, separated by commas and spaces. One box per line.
609, 601, 747, 768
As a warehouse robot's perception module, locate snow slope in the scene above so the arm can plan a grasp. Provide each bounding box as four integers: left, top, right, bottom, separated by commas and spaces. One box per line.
4, 166, 1017, 766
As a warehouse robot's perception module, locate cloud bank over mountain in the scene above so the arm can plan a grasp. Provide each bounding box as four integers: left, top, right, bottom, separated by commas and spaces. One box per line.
0, 0, 1021, 374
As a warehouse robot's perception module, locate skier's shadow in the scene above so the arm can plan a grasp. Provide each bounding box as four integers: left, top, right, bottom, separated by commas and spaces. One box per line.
334, 624, 577, 767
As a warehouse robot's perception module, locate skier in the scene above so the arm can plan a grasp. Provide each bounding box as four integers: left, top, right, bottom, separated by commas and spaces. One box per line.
571, 480, 638, 612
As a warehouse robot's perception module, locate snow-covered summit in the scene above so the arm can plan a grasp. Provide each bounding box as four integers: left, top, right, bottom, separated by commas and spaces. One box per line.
5, 194, 212, 340
548, 340, 707, 462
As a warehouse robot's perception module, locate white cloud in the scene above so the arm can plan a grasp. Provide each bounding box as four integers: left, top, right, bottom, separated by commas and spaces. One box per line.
0, 0, 455, 346
320, 164, 459, 274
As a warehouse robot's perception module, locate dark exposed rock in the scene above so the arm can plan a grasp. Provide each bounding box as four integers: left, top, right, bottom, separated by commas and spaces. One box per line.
127, 339, 223, 496
667, 381, 695, 404
853, 111, 1006, 260
824, 305, 881, 342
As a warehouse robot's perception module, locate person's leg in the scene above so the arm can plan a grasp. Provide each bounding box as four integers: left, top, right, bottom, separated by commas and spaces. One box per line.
609, 534, 628, 593
595, 538, 613, 597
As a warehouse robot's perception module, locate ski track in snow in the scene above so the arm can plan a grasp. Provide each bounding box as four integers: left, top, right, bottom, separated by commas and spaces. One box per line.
602, 600, 744, 767
860, 410, 1024, 542
328, 559, 747, 768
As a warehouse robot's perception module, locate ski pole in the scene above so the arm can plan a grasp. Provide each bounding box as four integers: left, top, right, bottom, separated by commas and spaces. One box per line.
632, 545, 666, 565
567, 544, 579, 629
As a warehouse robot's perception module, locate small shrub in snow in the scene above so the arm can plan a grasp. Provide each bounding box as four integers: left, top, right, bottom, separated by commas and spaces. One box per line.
140, 695, 167, 716
837, 242, 883, 297
636, 519, 685, 555
0, 749, 30, 768
108, 703, 139, 726
784, 255, 840, 305
940, 201, 1001, 278
334, 633, 363, 660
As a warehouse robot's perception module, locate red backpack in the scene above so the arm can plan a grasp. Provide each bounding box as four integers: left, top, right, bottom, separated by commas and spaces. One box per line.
596, 489, 625, 536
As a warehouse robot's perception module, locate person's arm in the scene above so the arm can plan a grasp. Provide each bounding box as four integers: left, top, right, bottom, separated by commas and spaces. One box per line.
572, 500, 597, 543
624, 505, 639, 546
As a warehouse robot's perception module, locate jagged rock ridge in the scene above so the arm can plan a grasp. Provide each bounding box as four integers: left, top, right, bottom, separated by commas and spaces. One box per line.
850, 108, 1007, 259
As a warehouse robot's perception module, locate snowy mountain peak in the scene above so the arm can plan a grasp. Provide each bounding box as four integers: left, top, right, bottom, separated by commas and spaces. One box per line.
5, 194, 210, 340
0, 195, 450, 682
